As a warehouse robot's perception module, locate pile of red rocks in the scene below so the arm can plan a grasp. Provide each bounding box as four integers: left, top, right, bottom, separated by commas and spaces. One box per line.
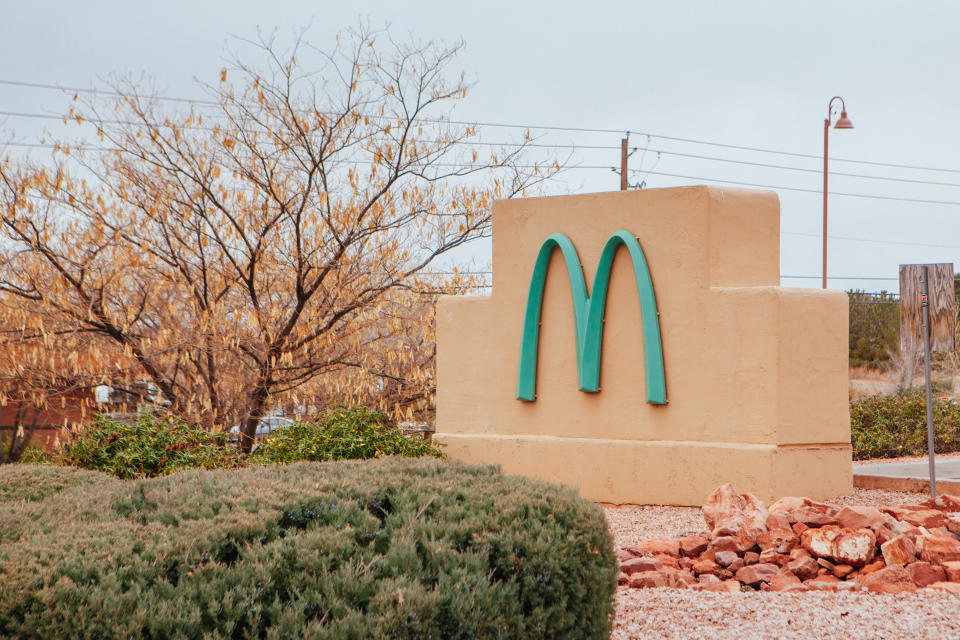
617, 484, 960, 594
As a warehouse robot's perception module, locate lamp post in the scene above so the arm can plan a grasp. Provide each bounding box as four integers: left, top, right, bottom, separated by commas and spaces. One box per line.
823, 96, 854, 289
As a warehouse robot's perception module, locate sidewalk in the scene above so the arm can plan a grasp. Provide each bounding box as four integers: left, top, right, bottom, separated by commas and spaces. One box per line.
853, 457, 960, 494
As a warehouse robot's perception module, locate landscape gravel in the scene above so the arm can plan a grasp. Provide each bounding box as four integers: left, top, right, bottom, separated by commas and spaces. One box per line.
603, 487, 960, 639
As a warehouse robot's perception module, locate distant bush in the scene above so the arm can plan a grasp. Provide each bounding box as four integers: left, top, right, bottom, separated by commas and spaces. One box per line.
14, 446, 51, 465
0, 458, 617, 639
851, 390, 960, 459
251, 406, 443, 464
59, 413, 243, 478
847, 290, 899, 369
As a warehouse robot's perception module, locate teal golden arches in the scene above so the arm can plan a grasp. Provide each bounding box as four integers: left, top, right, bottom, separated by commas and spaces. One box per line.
515, 230, 667, 405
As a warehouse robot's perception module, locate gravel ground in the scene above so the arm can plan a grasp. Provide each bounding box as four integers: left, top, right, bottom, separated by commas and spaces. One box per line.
603, 487, 960, 639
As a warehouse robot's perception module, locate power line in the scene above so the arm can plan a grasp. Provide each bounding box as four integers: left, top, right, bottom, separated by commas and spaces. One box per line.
630, 147, 960, 188
6, 137, 960, 206
0, 78, 220, 106
782, 231, 960, 250
781, 275, 899, 281
4, 77, 960, 175
8, 106, 960, 188
637, 170, 960, 206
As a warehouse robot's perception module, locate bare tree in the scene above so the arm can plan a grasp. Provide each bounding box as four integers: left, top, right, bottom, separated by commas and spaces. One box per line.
0, 25, 557, 451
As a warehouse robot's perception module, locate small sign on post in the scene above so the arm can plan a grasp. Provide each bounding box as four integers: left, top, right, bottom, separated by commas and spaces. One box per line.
899, 263, 957, 497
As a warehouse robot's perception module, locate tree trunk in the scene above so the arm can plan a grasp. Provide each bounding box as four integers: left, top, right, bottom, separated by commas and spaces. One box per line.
239, 383, 270, 454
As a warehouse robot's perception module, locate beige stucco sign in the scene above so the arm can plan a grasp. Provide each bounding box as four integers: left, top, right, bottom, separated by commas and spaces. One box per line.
435, 186, 852, 505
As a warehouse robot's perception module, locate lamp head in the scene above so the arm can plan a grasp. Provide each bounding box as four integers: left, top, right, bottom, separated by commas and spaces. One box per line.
834, 110, 854, 129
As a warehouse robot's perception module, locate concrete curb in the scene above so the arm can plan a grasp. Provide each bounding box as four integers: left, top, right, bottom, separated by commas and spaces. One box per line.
853, 473, 960, 494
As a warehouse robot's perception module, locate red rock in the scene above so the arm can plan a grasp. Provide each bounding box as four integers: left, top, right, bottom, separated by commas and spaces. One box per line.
628, 567, 692, 589
676, 569, 697, 586
924, 581, 960, 593
714, 550, 739, 567
727, 558, 745, 573
735, 562, 779, 586
629, 570, 669, 589
920, 495, 960, 513
860, 566, 918, 594
617, 571, 629, 585
789, 547, 812, 561
860, 558, 886, 577
691, 558, 721, 575
621, 556, 662, 575
757, 528, 800, 554
743, 551, 760, 565
702, 483, 747, 537
698, 548, 716, 562
908, 561, 947, 587
792, 522, 810, 537
679, 557, 691, 570
941, 560, 960, 582
804, 574, 842, 591
832, 528, 877, 567
653, 553, 680, 570
790, 506, 839, 527
833, 564, 855, 579
881, 534, 916, 566
801, 524, 842, 559
710, 535, 754, 554
918, 535, 960, 564
787, 555, 819, 581
740, 493, 770, 542
835, 506, 888, 531
883, 507, 948, 529
758, 549, 790, 566
701, 483, 768, 541
769, 568, 806, 592
766, 512, 791, 531
631, 537, 680, 557
768, 496, 807, 515
698, 573, 720, 584
616, 547, 638, 562
768, 496, 834, 519
875, 525, 900, 546
678, 535, 709, 558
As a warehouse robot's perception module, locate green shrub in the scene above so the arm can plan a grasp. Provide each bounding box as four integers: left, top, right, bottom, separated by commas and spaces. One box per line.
851, 390, 960, 459
0, 458, 617, 639
252, 406, 443, 464
59, 413, 243, 479
14, 446, 51, 465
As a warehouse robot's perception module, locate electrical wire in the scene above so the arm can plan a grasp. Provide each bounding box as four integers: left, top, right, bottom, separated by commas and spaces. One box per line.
635, 170, 960, 206
4, 77, 960, 174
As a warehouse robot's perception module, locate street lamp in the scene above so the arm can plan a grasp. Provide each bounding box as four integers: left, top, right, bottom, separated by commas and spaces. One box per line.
823, 96, 854, 289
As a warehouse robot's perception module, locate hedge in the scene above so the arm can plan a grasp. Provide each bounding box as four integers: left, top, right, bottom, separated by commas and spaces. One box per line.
0, 458, 617, 639
250, 407, 443, 464
851, 390, 960, 460
59, 413, 244, 479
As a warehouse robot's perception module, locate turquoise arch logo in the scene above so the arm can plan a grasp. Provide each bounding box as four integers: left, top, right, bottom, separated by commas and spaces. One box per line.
516, 230, 667, 405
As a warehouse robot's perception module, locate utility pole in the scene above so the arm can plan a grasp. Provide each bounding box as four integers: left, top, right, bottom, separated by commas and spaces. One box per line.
620, 138, 629, 191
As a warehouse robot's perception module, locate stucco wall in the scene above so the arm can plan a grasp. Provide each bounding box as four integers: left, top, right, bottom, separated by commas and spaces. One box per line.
435, 186, 851, 506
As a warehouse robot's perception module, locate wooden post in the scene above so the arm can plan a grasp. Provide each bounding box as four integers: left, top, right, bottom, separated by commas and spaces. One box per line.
620, 138, 628, 191
900, 262, 957, 497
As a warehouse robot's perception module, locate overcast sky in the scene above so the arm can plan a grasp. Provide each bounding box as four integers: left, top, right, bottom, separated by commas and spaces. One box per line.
3, 0, 959, 294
